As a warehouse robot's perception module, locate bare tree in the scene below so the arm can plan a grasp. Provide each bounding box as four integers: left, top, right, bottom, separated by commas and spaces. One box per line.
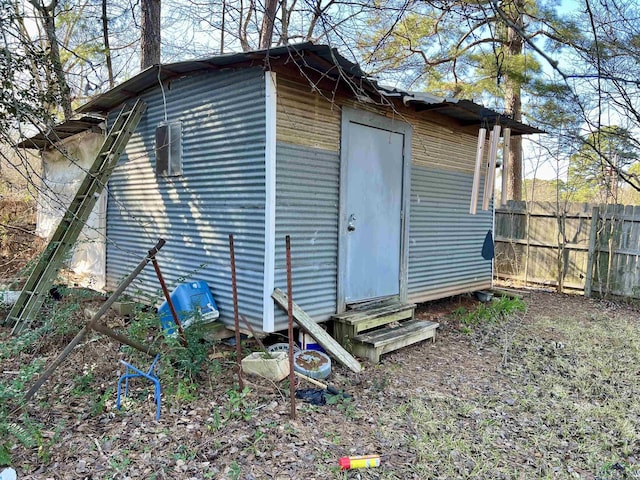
259, 0, 279, 48
102, 0, 114, 88
503, 0, 524, 201
28, 0, 72, 119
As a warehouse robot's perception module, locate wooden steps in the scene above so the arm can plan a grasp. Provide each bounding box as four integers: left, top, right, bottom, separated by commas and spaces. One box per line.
351, 320, 439, 363
332, 300, 439, 363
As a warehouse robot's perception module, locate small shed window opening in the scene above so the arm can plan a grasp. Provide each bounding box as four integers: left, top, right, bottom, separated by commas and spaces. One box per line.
155, 122, 182, 176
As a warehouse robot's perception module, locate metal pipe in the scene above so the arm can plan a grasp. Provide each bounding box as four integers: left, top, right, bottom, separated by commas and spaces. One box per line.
285, 235, 296, 420
25, 238, 166, 401
151, 256, 188, 347
92, 323, 158, 356
229, 234, 244, 390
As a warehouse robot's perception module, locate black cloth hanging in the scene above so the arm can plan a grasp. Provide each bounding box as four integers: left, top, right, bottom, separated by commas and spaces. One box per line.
482, 230, 495, 260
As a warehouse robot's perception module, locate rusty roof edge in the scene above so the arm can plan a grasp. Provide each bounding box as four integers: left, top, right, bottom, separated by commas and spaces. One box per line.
386, 87, 545, 135
76, 42, 362, 115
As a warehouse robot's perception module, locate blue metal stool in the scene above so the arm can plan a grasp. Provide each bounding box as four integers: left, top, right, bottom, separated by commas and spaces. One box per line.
116, 354, 161, 420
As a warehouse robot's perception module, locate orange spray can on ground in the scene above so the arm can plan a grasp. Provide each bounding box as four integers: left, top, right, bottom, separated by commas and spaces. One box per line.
338, 455, 381, 470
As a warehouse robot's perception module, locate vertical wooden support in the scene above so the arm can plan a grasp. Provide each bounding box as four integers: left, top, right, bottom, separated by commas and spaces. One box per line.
470, 128, 487, 215
483, 125, 501, 211
585, 206, 599, 297
501, 128, 511, 206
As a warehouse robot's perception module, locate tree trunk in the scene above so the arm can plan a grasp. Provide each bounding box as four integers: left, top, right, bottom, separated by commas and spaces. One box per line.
504, 0, 524, 201
259, 0, 278, 49
280, 0, 288, 45
102, 0, 114, 88
239, 0, 254, 51
30, 0, 72, 120
141, 0, 161, 69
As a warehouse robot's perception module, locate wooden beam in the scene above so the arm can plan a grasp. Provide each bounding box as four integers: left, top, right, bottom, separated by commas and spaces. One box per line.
272, 288, 362, 373
584, 206, 600, 298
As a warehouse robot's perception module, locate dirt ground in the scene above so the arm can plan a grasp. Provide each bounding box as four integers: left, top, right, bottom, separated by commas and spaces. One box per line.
2, 288, 640, 480
2, 199, 640, 479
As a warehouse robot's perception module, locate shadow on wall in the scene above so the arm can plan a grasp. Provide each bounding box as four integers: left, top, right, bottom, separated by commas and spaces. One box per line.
108, 70, 268, 329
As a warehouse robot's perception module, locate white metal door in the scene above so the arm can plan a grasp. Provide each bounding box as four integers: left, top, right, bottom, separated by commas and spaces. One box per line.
344, 122, 404, 302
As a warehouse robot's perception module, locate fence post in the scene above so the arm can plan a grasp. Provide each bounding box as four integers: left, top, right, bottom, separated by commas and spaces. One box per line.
585, 206, 599, 298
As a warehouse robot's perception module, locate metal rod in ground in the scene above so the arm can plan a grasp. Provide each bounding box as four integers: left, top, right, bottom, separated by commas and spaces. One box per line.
24, 238, 166, 401
229, 234, 244, 390
151, 256, 188, 347
285, 235, 296, 420
241, 314, 272, 358
91, 323, 158, 356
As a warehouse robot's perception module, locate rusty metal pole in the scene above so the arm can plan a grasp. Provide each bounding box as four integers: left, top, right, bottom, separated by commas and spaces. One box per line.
229, 234, 244, 390
151, 256, 188, 347
24, 238, 166, 401
285, 235, 296, 420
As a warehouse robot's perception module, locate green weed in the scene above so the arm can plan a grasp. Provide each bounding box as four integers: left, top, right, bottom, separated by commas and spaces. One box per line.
174, 378, 198, 403
454, 296, 525, 329
326, 393, 358, 420
72, 371, 95, 396
225, 387, 255, 421
228, 461, 241, 480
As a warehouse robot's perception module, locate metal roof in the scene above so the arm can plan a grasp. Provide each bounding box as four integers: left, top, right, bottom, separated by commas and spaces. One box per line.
20, 43, 542, 149
15, 115, 105, 149
381, 89, 543, 135
76, 42, 363, 115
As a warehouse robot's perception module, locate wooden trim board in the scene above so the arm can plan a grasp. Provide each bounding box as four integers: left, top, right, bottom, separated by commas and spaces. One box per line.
272, 288, 362, 373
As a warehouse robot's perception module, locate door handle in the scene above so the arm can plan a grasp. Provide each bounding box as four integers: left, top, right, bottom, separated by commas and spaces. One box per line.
347, 214, 356, 232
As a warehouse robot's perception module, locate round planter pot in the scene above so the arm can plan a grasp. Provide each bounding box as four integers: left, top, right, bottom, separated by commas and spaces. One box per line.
293, 349, 331, 379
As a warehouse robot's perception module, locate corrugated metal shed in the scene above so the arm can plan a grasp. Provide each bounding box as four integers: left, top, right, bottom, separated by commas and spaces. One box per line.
19, 42, 544, 334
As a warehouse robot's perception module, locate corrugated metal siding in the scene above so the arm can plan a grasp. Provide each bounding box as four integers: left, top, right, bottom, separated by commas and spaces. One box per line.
106, 68, 267, 329
275, 77, 493, 309
273, 143, 339, 331
408, 165, 493, 302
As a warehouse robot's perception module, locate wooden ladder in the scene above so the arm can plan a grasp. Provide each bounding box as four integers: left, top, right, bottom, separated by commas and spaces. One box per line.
5, 100, 146, 334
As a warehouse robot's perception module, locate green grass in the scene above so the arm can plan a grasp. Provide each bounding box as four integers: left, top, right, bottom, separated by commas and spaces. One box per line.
377, 304, 640, 479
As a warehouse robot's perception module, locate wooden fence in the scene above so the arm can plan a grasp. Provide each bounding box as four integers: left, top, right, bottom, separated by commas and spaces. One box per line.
495, 201, 640, 299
